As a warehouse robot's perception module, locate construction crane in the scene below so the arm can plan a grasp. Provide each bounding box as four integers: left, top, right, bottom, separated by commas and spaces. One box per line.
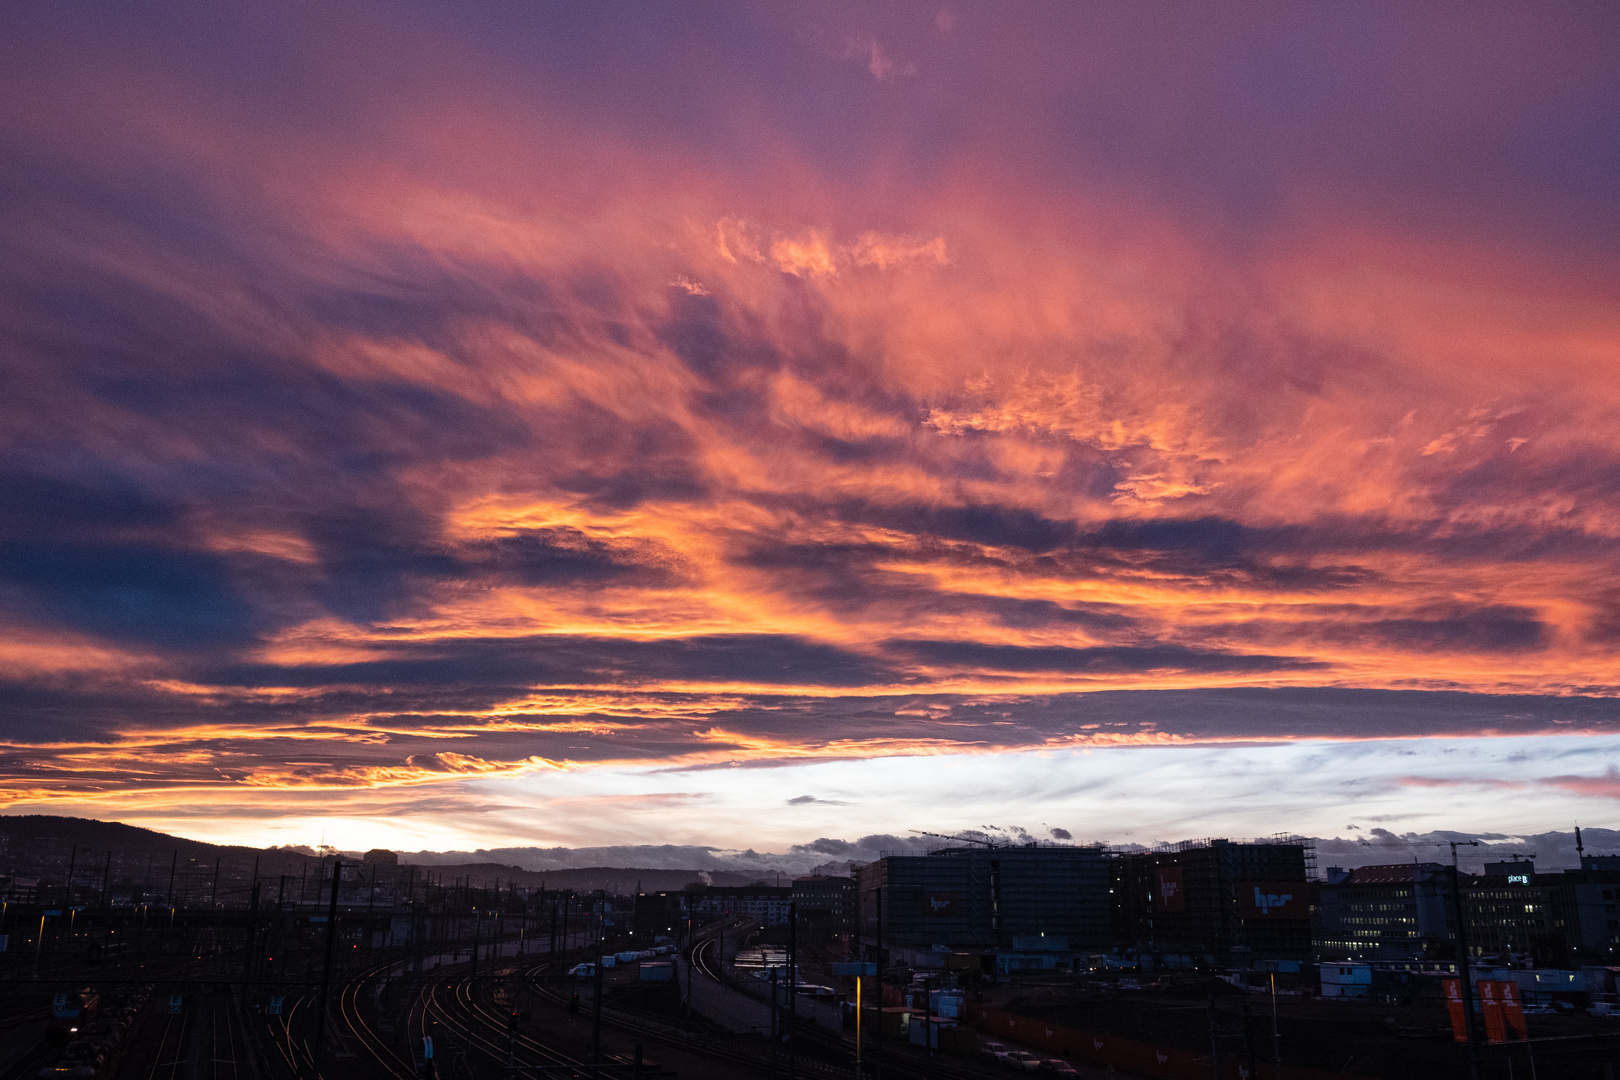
909, 829, 1003, 849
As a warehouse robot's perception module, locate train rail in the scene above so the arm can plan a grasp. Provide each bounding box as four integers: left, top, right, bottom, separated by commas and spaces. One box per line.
685, 932, 995, 1080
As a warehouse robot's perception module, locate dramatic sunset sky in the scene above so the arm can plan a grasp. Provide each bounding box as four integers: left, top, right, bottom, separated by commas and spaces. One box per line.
2, 3, 1618, 857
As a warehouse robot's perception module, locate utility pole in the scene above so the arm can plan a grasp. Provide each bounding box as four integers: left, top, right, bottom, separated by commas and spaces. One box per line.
247, 879, 261, 978
166, 851, 179, 944
592, 891, 606, 1075
210, 857, 221, 909
313, 860, 342, 1080
1243, 985, 1257, 1080
1270, 971, 1281, 1067
1448, 840, 1483, 1080
789, 901, 798, 1079
855, 974, 863, 1079
876, 887, 886, 1080
65, 844, 77, 906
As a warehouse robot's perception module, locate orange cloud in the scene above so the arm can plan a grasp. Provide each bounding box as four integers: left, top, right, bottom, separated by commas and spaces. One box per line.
1, 2, 1618, 830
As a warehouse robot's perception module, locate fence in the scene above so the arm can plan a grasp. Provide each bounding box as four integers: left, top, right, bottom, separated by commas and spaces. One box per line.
965, 1005, 1345, 1080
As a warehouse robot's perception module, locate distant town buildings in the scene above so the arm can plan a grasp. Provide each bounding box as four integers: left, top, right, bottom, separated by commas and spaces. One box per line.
2, 822, 1617, 973
838, 838, 1620, 972
1315, 854, 1620, 966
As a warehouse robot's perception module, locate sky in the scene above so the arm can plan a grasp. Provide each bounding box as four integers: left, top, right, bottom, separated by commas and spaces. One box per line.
2, 2, 1619, 858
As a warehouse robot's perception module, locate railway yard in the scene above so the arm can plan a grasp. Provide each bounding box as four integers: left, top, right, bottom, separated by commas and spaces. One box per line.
0, 891, 1117, 1080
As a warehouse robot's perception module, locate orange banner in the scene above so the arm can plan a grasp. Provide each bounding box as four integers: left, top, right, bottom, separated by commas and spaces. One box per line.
1476, 980, 1505, 1043
1442, 979, 1468, 1043
1496, 980, 1527, 1041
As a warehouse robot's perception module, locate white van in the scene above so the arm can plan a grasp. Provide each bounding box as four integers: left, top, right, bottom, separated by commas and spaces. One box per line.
567, 963, 597, 978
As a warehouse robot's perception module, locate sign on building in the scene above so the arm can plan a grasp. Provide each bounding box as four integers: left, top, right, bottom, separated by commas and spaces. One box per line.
922, 892, 960, 918
1239, 882, 1307, 919
1153, 868, 1184, 913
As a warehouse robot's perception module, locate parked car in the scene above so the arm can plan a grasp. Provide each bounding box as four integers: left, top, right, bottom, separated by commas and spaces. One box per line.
980, 1041, 1009, 1062
1041, 1060, 1079, 1076
1004, 1050, 1042, 1072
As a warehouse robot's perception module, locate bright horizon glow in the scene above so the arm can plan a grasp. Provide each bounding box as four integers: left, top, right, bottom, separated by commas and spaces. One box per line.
54, 734, 1620, 861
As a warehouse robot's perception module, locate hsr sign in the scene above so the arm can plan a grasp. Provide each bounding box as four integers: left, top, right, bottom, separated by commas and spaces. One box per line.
1240, 881, 1307, 919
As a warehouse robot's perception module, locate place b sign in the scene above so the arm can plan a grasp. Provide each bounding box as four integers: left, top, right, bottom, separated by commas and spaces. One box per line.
1239, 882, 1306, 919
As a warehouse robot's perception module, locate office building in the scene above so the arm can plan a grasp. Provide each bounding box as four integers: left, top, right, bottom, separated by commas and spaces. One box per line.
1114, 838, 1313, 962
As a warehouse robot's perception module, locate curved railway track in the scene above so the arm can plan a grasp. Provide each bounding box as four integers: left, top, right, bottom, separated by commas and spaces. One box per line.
336, 928, 976, 1080
334, 957, 419, 1079
418, 960, 599, 1078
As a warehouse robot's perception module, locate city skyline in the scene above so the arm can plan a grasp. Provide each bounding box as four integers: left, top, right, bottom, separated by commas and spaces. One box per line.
2, 4, 1618, 854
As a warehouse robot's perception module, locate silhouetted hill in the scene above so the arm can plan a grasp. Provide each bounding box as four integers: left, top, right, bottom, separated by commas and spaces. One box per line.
0, 816, 778, 893
0, 815, 260, 855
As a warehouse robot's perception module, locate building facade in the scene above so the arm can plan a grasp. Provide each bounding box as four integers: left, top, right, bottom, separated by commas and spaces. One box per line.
792, 874, 855, 936
690, 885, 793, 927
854, 844, 1112, 952
1114, 838, 1314, 962
1314, 857, 1620, 967
1315, 863, 1454, 961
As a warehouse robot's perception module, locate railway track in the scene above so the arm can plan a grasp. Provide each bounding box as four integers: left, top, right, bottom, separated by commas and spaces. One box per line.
417, 961, 599, 1078
199, 988, 258, 1080
334, 957, 420, 1079
143, 999, 189, 1080
687, 933, 998, 1080
268, 984, 315, 1079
